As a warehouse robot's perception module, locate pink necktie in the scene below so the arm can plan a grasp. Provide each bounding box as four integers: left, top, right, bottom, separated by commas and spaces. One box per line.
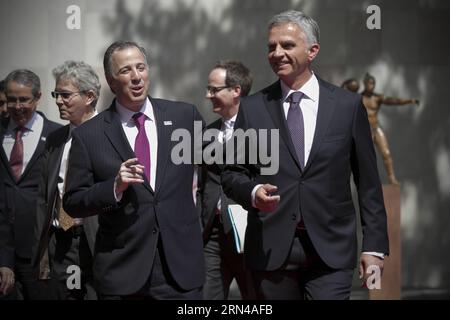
133, 113, 151, 182
9, 126, 26, 181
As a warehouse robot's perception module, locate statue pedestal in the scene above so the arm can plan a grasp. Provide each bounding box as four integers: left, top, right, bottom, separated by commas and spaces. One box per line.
369, 184, 401, 300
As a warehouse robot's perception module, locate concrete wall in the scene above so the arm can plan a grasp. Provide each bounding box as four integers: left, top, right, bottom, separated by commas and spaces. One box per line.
1, 0, 449, 290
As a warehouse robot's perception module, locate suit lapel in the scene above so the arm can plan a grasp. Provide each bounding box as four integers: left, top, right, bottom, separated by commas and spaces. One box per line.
152, 98, 169, 195
303, 78, 336, 174
46, 125, 70, 204
0, 119, 18, 182
20, 118, 53, 181
263, 81, 303, 171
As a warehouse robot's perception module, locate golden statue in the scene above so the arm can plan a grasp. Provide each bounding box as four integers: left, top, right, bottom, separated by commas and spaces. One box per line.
341, 78, 360, 93
360, 73, 419, 185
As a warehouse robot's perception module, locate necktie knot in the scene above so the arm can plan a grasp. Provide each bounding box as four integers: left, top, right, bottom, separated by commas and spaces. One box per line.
133, 112, 146, 128
15, 126, 27, 136
289, 91, 304, 105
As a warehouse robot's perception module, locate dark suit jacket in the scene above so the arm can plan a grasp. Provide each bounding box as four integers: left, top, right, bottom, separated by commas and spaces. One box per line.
0, 168, 14, 268
63, 98, 205, 295
222, 78, 389, 271
32, 124, 98, 272
200, 119, 234, 243
0, 113, 61, 260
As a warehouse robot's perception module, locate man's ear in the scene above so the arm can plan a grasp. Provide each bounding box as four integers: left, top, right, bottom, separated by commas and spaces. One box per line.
307, 43, 320, 62
233, 85, 242, 98
106, 75, 116, 94
35, 91, 42, 102
84, 90, 96, 106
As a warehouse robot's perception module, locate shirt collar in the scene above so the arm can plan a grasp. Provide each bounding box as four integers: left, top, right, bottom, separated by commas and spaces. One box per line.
70, 110, 98, 131
280, 73, 319, 104
8, 111, 38, 132
223, 114, 237, 128
115, 97, 155, 124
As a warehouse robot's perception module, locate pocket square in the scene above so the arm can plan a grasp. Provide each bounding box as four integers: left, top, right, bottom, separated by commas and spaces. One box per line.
164, 121, 172, 126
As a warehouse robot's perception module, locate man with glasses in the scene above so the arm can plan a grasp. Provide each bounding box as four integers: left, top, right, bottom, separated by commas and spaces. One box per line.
0, 69, 61, 299
32, 61, 100, 300
63, 41, 205, 299
200, 60, 255, 299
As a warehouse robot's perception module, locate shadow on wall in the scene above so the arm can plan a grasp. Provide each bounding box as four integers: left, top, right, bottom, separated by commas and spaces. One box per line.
100, 0, 450, 290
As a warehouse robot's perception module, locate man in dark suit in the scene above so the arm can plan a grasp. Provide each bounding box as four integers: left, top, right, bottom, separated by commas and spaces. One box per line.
63, 41, 204, 299
0, 168, 15, 297
1, 69, 61, 299
32, 61, 100, 300
222, 10, 389, 300
200, 60, 255, 299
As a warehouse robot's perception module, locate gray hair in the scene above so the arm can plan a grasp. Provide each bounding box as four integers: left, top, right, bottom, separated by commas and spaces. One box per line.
52, 60, 101, 108
5, 69, 41, 97
268, 10, 320, 46
103, 41, 149, 79
213, 60, 253, 97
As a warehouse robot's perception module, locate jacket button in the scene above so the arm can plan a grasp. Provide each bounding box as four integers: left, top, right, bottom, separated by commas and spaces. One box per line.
292, 214, 296, 220
152, 229, 157, 234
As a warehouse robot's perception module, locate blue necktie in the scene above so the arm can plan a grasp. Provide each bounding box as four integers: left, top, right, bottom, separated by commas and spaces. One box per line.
286, 92, 305, 169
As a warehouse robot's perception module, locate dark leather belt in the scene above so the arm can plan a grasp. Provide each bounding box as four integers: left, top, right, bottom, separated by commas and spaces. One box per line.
56, 225, 84, 238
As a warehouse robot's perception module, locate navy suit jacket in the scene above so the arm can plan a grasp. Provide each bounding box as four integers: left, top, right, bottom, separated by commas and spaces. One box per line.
199, 119, 234, 243
222, 79, 389, 271
63, 98, 205, 295
0, 113, 61, 260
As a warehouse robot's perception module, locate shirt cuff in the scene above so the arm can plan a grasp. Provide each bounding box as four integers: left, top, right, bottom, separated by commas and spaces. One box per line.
251, 184, 263, 208
362, 252, 385, 259
113, 181, 123, 202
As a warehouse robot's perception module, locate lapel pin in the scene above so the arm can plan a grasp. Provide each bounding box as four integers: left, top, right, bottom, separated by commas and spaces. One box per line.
164, 121, 172, 126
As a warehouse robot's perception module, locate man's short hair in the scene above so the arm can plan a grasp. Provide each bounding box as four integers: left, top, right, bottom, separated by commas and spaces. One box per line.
268, 10, 320, 47
52, 60, 101, 108
103, 41, 149, 79
213, 60, 253, 97
4, 69, 41, 97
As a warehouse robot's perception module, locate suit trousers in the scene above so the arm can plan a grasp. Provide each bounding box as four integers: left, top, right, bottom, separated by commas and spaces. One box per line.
98, 236, 202, 300
203, 217, 255, 300
11, 256, 53, 300
251, 229, 354, 300
50, 226, 96, 300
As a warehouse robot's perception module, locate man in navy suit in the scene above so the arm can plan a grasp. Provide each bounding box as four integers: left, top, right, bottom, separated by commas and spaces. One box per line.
63, 41, 204, 299
200, 60, 255, 299
222, 10, 389, 299
1, 69, 61, 299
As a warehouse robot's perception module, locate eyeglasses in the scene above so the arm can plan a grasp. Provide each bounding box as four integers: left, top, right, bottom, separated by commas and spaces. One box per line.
206, 86, 229, 95
51, 91, 84, 100
6, 96, 36, 108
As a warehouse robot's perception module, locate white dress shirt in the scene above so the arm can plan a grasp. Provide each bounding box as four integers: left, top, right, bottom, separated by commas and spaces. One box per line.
280, 74, 319, 166
54, 112, 98, 227
3, 112, 44, 175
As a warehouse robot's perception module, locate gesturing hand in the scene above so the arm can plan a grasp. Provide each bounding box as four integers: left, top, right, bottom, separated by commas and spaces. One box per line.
114, 158, 145, 194
255, 184, 281, 212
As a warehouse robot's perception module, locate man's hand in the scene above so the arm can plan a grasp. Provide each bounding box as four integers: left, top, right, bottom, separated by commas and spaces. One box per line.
0, 267, 15, 296
359, 254, 384, 288
255, 184, 280, 212
114, 158, 145, 194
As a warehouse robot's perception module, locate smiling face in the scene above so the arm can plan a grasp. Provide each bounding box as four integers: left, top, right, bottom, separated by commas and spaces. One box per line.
54, 78, 94, 126
267, 22, 319, 89
107, 46, 149, 111
6, 81, 39, 127
206, 68, 240, 120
